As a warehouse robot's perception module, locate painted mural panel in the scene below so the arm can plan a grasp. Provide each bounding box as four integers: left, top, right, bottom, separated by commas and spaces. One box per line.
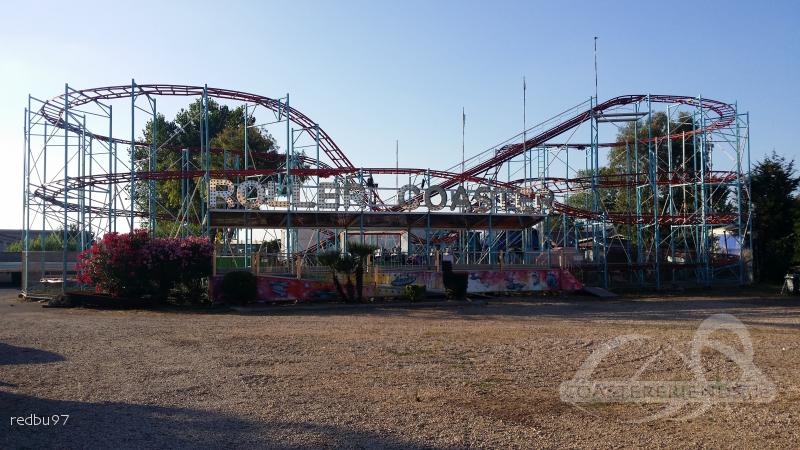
467, 269, 559, 293
211, 268, 582, 302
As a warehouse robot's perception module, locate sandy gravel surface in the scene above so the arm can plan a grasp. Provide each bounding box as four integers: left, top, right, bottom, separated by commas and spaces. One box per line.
1, 288, 798, 449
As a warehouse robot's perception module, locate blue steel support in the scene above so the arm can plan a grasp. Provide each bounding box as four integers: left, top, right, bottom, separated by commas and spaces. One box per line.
244, 104, 249, 267
203, 85, 210, 237
23, 102, 30, 294
359, 168, 365, 245
315, 124, 320, 257
698, 96, 710, 285
199, 95, 204, 236
647, 94, 661, 289
691, 111, 700, 283
488, 196, 494, 267
79, 115, 86, 251
40, 118, 47, 287
564, 142, 571, 256
667, 106, 675, 285
625, 142, 633, 278
735, 104, 744, 284
62, 83, 69, 293
113, 142, 118, 233
130, 79, 136, 231
634, 103, 643, 285
181, 148, 188, 237
285, 94, 292, 267
425, 169, 431, 263
590, 96, 607, 287
149, 97, 157, 234
108, 105, 114, 233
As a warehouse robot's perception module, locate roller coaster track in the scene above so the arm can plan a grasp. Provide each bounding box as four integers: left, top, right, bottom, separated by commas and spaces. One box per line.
31, 86, 739, 228
40, 84, 355, 170
395, 94, 735, 208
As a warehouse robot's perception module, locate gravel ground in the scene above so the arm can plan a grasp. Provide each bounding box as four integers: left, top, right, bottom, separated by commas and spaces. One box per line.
1, 288, 798, 449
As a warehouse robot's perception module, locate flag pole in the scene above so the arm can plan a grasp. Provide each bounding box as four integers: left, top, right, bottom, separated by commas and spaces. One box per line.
523, 76, 527, 185
461, 107, 465, 178
594, 36, 598, 102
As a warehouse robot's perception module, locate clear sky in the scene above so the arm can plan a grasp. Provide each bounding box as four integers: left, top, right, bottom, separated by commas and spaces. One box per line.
1, 0, 798, 228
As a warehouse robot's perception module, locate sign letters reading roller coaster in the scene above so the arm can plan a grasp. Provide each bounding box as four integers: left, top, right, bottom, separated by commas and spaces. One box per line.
209, 179, 555, 214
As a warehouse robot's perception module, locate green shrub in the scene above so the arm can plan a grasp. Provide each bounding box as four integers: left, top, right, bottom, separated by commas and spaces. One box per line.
220, 271, 258, 305
442, 261, 468, 300
404, 285, 426, 302
8, 231, 86, 252
47, 293, 74, 307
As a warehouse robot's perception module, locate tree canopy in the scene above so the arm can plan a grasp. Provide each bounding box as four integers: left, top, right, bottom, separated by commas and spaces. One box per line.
134, 99, 280, 231
563, 112, 734, 255
750, 152, 800, 281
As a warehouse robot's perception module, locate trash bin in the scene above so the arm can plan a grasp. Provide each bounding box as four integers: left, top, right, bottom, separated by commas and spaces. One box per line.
782, 272, 800, 295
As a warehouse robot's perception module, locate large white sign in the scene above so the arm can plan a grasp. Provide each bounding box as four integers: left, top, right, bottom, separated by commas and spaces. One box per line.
209, 179, 554, 214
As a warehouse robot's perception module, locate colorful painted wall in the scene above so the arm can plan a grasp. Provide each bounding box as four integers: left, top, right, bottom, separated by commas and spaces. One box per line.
211, 268, 583, 302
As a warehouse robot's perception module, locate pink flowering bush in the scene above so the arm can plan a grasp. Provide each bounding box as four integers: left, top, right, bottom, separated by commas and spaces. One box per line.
77, 230, 214, 302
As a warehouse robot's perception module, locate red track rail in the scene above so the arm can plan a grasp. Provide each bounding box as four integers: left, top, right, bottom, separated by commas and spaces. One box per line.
41, 84, 354, 170
436, 95, 735, 191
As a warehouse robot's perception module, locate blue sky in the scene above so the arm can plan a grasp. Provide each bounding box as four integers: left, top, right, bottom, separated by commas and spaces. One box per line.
1, 0, 798, 228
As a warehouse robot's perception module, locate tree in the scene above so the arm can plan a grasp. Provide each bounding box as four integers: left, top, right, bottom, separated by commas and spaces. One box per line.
561, 112, 732, 254
607, 111, 730, 215
564, 166, 620, 213
8, 225, 94, 252
794, 197, 800, 267
750, 152, 800, 282
134, 99, 279, 226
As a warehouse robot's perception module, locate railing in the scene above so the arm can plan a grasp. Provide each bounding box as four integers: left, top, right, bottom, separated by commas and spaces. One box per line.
215, 247, 586, 277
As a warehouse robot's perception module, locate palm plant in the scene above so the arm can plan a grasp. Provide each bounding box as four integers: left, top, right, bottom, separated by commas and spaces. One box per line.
335, 254, 356, 302
318, 250, 346, 301
348, 242, 378, 302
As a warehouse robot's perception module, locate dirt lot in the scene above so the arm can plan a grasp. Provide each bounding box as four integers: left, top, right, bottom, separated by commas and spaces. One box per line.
1, 288, 798, 449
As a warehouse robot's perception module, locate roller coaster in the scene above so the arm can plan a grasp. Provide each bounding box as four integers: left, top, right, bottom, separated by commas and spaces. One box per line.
21, 82, 752, 295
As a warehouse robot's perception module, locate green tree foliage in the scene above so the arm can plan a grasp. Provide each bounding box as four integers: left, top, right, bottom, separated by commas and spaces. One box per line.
153, 221, 203, 238
750, 152, 800, 281
794, 198, 800, 267
134, 99, 279, 222
8, 226, 93, 252
606, 111, 731, 215
564, 112, 732, 253
7, 233, 65, 252
564, 167, 620, 213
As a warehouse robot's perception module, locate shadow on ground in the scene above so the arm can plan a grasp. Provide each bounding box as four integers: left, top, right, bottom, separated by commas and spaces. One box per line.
0, 343, 64, 366
1, 390, 428, 449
